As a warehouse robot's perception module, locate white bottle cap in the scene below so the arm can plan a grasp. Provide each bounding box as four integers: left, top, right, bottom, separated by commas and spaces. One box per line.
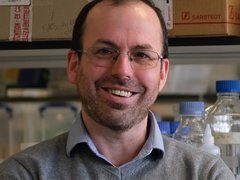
203, 124, 214, 144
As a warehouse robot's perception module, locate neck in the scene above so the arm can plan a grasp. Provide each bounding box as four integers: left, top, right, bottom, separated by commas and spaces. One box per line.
82, 111, 149, 167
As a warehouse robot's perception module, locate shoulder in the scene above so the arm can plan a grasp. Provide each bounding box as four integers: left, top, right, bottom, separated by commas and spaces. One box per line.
161, 135, 235, 179
162, 135, 219, 163
0, 133, 69, 178
16, 132, 68, 159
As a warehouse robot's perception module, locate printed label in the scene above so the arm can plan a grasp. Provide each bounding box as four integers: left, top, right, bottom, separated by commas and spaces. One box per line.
153, 0, 173, 30
0, 0, 30, 6
181, 12, 222, 22
9, 5, 32, 41
228, 5, 240, 23
214, 132, 240, 144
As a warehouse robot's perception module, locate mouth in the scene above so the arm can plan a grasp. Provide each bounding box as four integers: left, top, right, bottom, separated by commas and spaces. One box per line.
107, 89, 133, 97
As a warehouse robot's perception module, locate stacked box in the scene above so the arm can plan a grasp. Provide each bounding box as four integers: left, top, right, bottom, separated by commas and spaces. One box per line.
168, 0, 240, 37
0, 0, 88, 41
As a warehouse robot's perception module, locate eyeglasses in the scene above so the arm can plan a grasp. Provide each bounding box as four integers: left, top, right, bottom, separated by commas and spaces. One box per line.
75, 46, 163, 70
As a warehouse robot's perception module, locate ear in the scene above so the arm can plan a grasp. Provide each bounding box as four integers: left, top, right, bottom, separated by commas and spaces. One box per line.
67, 50, 79, 84
158, 58, 169, 92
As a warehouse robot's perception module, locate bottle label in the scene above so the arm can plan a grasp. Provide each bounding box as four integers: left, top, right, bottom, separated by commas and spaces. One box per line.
213, 132, 240, 144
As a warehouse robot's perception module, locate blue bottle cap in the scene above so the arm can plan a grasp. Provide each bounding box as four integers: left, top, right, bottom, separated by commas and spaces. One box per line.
170, 121, 180, 134
216, 80, 240, 93
157, 121, 171, 135
179, 101, 205, 115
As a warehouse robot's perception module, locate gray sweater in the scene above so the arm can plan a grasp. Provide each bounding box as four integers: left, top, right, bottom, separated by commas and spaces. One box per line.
0, 133, 235, 180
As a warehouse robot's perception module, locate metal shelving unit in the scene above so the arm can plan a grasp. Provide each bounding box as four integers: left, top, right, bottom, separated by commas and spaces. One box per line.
0, 49, 68, 68
0, 37, 240, 68
0, 45, 240, 68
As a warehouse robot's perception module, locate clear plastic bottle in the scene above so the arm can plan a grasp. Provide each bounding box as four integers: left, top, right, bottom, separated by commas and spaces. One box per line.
200, 124, 220, 156
205, 80, 240, 176
173, 101, 205, 147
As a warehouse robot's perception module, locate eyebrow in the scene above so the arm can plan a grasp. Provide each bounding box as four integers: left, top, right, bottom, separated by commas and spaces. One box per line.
133, 44, 154, 50
93, 39, 154, 50
93, 39, 118, 48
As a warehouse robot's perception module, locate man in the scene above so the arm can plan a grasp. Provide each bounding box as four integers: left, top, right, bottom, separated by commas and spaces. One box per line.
0, 0, 235, 179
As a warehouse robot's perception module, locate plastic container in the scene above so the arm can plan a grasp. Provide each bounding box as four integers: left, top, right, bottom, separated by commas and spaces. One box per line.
15, 102, 42, 151
173, 101, 205, 147
200, 124, 220, 156
205, 80, 240, 176
39, 102, 78, 141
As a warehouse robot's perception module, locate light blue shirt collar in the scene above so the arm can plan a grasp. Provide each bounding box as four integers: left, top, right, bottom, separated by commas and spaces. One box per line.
66, 111, 165, 161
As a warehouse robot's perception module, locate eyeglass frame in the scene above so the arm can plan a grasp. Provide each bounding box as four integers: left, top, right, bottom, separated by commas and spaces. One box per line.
74, 46, 164, 70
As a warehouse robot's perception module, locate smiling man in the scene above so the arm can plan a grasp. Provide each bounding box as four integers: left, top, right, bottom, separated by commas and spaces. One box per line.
0, 0, 235, 179
67, 0, 169, 167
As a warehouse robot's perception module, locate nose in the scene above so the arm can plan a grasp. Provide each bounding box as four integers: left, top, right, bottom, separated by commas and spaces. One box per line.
111, 53, 134, 78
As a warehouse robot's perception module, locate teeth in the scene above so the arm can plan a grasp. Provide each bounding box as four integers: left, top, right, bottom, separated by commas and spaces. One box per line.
109, 89, 132, 97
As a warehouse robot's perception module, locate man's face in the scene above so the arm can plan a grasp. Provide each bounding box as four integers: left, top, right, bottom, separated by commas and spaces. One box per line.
68, 1, 169, 132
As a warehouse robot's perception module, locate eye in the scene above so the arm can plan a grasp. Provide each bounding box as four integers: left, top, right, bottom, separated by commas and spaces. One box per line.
132, 50, 152, 60
92, 47, 116, 57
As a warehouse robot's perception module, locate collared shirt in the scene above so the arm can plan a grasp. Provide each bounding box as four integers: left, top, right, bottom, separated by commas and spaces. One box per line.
66, 111, 165, 166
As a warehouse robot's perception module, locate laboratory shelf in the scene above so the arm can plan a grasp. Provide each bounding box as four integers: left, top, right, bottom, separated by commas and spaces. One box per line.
0, 36, 240, 68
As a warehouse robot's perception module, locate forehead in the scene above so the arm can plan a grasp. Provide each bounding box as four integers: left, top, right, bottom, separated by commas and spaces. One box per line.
88, 1, 160, 24
83, 0, 162, 51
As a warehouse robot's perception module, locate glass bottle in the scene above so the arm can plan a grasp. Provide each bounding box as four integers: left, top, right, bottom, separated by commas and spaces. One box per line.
205, 80, 240, 176
173, 101, 205, 147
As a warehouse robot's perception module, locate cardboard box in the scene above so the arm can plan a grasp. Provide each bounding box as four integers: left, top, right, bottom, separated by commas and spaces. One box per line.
168, 0, 240, 37
0, 0, 88, 41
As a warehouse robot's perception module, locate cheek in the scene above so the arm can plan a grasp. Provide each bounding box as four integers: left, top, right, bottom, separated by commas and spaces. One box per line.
137, 69, 161, 92
77, 61, 107, 86
76, 66, 96, 98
